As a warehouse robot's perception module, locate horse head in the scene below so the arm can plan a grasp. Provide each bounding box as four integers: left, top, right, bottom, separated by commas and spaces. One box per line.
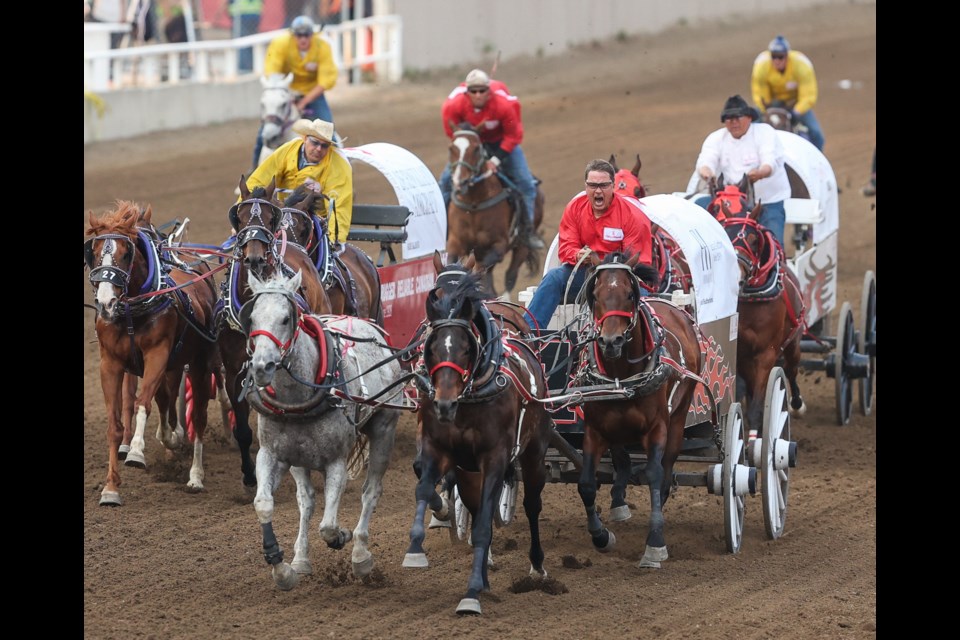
448, 125, 489, 195
281, 182, 330, 252
85, 202, 149, 320
609, 153, 647, 198
260, 73, 297, 147
423, 268, 489, 422
231, 176, 284, 276
762, 98, 797, 132
708, 173, 755, 220
720, 200, 771, 290
243, 269, 304, 388
585, 252, 659, 360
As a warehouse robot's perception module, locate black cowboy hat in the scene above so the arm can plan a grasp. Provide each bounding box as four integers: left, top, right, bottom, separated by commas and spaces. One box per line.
720, 95, 761, 122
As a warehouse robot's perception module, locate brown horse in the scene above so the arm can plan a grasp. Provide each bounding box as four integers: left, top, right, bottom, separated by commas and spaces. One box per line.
85, 202, 222, 506
403, 268, 553, 616
609, 153, 691, 295
445, 127, 544, 295
715, 200, 807, 438
216, 177, 333, 492
575, 252, 705, 568
278, 184, 383, 323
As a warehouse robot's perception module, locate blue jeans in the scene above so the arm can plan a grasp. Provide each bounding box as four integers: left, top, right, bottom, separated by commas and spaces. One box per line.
439, 145, 537, 224
524, 264, 588, 330
794, 110, 824, 151
233, 13, 261, 73
252, 94, 334, 170
695, 195, 786, 248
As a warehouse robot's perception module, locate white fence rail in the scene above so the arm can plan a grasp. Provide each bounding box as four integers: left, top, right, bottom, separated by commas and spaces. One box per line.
84, 15, 403, 93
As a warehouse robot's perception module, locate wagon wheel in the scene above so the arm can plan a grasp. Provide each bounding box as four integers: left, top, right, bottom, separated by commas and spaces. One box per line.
493, 463, 520, 528
721, 402, 750, 554
858, 271, 876, 416
761, 367, 797, 540
834, 302, 856, 425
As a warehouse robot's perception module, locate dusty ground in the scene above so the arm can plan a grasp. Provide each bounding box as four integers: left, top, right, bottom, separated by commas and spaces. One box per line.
83, 4, 876, 638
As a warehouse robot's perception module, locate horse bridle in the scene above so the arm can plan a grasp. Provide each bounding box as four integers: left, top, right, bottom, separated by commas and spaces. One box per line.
261, 87, 294, 134
240, 286, 303, 366
424, 318, 480, 385
584, 262, 641, 341
723, 217, 767, 287
85, 233, 138, 295
450, 130, 489, 196
228, 197, 285, 259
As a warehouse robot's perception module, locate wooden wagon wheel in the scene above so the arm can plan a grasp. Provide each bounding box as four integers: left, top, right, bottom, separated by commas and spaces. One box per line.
834, 302, 856, 425
761, 367, 797, 540
721, 402, 750, 554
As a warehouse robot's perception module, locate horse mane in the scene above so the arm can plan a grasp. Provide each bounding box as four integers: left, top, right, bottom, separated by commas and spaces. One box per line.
284, 184, 321, 215
250, 186, 269, 199
87, 201, 142, 238
602, 251, 661, 292
429, 269, 491, 319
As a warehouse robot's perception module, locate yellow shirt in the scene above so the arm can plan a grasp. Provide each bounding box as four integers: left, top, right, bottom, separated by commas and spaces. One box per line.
750, 50, 818, 115
245, 138, 354, 243
264, 33, 338, 96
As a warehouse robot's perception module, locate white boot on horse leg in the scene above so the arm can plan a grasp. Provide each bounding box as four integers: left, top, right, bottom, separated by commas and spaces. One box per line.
428, 493, 452, 529
124, 405, 149, 469
186, 440, 204, 492
638, 545, 668, 569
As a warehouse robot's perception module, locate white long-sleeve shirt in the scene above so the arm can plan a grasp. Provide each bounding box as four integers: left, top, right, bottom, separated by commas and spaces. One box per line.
695, 122, 791, 204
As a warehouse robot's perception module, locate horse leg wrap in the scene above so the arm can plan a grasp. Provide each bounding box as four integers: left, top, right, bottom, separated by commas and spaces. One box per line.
261, 522, 284, 566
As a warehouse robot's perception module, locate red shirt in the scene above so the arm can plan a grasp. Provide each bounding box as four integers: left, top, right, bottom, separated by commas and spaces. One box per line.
441, 90, 523, 154
557, 193, 653, 265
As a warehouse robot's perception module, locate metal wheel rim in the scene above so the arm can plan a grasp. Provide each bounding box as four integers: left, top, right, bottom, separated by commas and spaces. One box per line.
858, 271, 876, 416
834, 302, 854, 425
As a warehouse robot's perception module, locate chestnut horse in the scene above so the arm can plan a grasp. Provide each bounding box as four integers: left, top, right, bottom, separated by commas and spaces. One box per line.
575, 252, 705, 568
715, 199, 807, 438
278, 184, 383, 323
446, 126, 544, 295
216, 177, 333, 492
403, 268, 553, 616
85, 203, 221, 506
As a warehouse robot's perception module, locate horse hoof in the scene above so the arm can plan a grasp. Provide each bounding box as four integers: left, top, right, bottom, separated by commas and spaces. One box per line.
456, 598, 482, 616
185, 482, 203, 494
790, 400, 807, 417
594, 529, 616, 553
639, 545, 668, 569
99, 491, 122, 507
608, 505, 632, 522
118, 444, 130, 460
291, 560, 313, 575
353, 556, 374, 578
529, 566, 547, 579
242, 479, 257, 497
402, 553, 429, 568
428, 514, 452, 529
272, 563, 300, 591
124, 451, 146, 469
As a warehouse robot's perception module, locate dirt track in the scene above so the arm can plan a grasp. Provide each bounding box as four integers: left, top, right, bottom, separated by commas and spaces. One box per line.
84, 4, 876, 638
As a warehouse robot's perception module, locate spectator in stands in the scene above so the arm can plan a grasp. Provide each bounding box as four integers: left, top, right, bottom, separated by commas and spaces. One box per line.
229, 0, 263, 73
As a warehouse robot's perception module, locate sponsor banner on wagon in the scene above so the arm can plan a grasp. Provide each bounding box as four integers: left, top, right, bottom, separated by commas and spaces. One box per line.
378, 255, 436, 347
342, 143, 447, 259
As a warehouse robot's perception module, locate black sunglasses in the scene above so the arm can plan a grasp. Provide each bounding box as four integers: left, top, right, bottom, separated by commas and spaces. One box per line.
306, 137, 331, 149
771, 53, 786, 60
468, 88, 489, 94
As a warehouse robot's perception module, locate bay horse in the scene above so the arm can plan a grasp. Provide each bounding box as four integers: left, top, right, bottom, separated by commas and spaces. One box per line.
575, 252, 705, 568
85, 202, 221, 506
715, 198, 807, 438
279, 184, 384, 323
446, 126, 545, 295
216, 177, 333, 493
403, 268, 553, 616
609, 152, 692, 295
242, 270, 402, 590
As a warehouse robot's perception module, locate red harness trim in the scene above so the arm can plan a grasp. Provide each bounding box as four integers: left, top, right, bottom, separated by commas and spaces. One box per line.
429, 360, 470, 381
298, 315, 330, 385
595, 309, 633, 328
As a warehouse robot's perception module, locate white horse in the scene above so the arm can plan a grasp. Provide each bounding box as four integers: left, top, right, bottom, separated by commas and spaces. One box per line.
258, 73, 301, 166
243, 269, 403, 590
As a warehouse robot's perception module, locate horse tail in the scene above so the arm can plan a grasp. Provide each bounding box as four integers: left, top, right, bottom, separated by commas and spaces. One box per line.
347, 433, 370, 480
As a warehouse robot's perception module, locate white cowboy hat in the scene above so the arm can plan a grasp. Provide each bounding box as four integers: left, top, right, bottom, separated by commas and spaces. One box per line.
292, 118, 335, 144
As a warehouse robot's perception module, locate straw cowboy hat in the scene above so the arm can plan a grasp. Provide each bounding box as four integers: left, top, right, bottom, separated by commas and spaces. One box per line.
292, 118, 335, 144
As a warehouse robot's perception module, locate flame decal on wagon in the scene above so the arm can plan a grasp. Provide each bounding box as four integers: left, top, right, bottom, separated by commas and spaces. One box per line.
690, 335, 736, 417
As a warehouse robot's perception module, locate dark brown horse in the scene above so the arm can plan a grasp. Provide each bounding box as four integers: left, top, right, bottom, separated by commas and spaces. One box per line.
446, 126, 544, 295
403, 268, 553, 616
575, 252, 705, 568
85, 203, 221, 506
715, 200, 807, 438
278, 184, 383, 323
609, 153, 691, 295
216, 177, 333, 492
